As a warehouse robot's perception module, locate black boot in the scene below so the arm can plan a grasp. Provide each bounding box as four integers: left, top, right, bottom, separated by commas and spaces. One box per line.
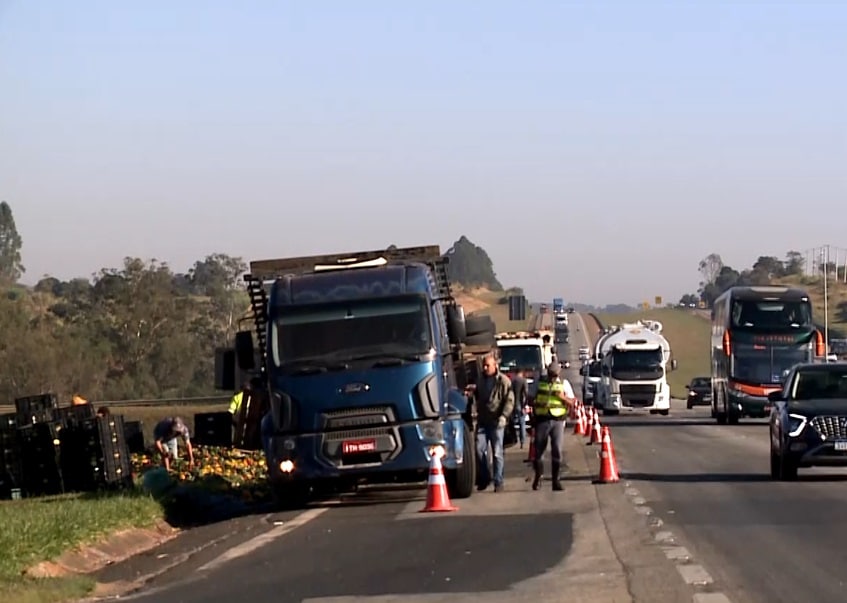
551, 462, 563, 491
532, 460, 543, 490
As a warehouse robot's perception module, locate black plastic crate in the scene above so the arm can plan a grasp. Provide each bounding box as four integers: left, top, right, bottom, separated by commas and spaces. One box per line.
123, 420, 145, 453
57, 404, 95, 427
14, 393, 58, 415
60, 416, 132, 492
194, 412, 232, 447
0, 413, 16, 432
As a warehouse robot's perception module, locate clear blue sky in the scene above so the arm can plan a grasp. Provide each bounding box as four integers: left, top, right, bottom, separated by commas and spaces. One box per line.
2, 1, 845, 306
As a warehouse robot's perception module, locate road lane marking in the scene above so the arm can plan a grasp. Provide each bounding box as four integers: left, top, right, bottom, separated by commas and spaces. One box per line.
197, 507, 328, 572
693, 594, 733, 603
661, 546, 691, 562
633, 505, 652, 516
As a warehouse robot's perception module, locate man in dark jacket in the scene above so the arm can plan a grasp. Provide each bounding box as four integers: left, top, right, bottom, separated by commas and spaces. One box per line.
466, 353, 515, 492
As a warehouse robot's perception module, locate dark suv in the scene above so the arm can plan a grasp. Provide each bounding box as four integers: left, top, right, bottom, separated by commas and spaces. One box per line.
769, 362, 847, 480
685, 377, 711, 409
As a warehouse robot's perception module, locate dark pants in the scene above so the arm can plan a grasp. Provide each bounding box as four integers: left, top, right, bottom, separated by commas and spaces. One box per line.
534, 418, 565, 465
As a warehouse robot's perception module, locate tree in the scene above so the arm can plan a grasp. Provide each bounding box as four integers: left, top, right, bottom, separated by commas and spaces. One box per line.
678, 293, 699, 306
698, 253, 723, 288
0, 201, 24, 283
751, 256, 784, 280
444, 236, 503, 290
784, 251, 804, 276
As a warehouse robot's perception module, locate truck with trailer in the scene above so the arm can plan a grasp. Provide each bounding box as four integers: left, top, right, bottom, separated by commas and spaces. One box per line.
593, 320, 678, 416
215, 245, 496, 507
553, 298, 565, 316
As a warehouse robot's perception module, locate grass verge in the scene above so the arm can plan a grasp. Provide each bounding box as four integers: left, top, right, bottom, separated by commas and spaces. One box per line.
594, 308, 710, 399
0, 491, 163, 603
774, 275, 847, 337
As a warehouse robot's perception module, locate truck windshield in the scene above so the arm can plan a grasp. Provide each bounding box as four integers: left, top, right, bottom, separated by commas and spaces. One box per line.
610, 349, 663, 380
791, 367, 847, 400
730, 299, 812, 331
271, 296, 432, 365
499, 345, 543, 372
732, 343, 809, 385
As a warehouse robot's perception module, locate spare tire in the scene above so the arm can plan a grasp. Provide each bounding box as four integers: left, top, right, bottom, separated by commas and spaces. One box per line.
465, 331, 496, 347
466, 315, 495, 336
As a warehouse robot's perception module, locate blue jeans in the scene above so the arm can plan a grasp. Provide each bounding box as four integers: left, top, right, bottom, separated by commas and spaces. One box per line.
476, 424, 505, 488
515, 412, 527, 446
260, 413, 274, 461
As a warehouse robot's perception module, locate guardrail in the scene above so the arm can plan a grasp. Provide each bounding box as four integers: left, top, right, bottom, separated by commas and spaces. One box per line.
0, 395, 230, 415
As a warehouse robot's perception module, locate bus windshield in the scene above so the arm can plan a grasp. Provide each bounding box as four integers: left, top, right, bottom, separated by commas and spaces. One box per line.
730, 299, 812, 331
732, 343, 809, 385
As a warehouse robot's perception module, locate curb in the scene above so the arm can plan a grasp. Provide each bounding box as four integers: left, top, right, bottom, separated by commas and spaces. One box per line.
26, 520, 181, 579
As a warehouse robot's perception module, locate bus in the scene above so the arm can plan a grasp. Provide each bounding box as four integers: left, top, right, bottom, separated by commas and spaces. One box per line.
710, 286, 825, 424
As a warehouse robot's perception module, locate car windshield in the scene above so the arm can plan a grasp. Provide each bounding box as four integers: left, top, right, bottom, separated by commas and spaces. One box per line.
732, 343, 808, 385
730, 299, 812, 331
499, 345, 543, 371
790, 368, 847, 400
270, 296, 432, 365
691, 378, 710, 388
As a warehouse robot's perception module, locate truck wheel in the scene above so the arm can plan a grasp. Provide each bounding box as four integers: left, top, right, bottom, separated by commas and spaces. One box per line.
465, 315, 495, 336
602, 409, 619, 416
272, 483, 311, 510
447, 422, 475, 499
658, 409, 669, 416
464, 332, 496, 347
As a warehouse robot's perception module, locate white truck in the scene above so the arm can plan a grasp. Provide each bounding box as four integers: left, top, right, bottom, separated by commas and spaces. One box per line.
495, 331, 555, 377
593, 320, 677, 416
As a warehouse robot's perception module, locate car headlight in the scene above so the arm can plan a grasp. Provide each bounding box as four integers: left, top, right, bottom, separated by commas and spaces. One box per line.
786, 413, 807, 437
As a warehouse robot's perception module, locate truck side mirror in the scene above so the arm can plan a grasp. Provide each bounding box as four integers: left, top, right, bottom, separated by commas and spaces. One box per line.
235, 330, 256, 371
446, 304, 467, 343
669, 359, 678, 371
214, 347, 236, 390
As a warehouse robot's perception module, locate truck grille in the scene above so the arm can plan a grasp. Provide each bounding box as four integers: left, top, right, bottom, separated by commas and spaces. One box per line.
319, 406, 401, 468
810, 416, 847, 440
321, 406, 396, 430
620, 384, 657, 407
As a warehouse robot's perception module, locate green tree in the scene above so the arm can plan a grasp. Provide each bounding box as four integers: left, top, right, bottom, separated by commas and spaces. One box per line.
0, 201, 24, 283
444, 236, 503, 290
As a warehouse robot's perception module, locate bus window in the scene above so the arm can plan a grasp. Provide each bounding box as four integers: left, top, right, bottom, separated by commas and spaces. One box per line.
730, 300, 812, 330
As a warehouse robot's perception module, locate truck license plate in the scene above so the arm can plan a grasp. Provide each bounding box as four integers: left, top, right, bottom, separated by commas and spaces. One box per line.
342, 439, 377, 454
835, 441, 847, 451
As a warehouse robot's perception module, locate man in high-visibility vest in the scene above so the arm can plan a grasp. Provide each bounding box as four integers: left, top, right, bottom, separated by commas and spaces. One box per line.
228, 381, 251, 424
532, 362, 577, 491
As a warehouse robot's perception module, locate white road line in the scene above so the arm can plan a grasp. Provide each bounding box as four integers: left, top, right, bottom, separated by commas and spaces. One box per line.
631, 496, 647, 505
634, 505, 652, 516
624, 487, 640, 497
654, 530, 676, 543
676, 564, 713, 585
693, 594, 733, 603
198, 507, 329, 572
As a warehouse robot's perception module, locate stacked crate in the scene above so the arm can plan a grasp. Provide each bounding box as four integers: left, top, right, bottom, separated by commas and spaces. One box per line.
0, 413, 23, 499
14, 394, 58, 427
19, 422, 65, 496
60, 415, 133, 492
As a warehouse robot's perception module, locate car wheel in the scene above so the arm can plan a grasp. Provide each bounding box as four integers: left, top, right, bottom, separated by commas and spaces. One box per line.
769, 448, 780, 479
686, 401, 693, 409
776, 450, 798, 481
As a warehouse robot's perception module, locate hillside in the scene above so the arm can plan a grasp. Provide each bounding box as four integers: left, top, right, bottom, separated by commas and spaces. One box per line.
771, 275, 847, 338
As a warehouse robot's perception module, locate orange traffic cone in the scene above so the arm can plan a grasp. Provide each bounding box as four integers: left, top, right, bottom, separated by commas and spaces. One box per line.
589, 411, 602, 445
583, 408, 593, 438
595, 426, 620, 483
573, 405, 587, 436
420, 448, 458, 513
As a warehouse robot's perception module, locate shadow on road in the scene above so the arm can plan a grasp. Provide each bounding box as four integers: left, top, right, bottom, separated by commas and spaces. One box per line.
622, 471, 847, 483
604, 418, 768, 428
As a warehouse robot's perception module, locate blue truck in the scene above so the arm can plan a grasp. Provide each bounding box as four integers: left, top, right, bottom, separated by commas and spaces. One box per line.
553, 298, 564, 314
216, 246, 492, 508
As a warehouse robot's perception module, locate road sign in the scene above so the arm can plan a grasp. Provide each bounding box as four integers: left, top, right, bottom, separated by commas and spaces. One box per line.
642, 301, 650, 310
654, 296, 662, 306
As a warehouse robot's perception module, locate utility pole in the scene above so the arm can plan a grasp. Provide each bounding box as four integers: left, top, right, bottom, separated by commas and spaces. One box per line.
823, 246, 829, 359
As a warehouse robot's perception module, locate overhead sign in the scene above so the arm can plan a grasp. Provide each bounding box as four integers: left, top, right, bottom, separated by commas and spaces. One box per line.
655, 296, 662, 306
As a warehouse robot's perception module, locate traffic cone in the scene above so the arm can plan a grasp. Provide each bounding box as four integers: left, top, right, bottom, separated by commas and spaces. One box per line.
573, 405, 587, 436
595, 426, 620, 483
585, 408, 596, 439
589, 411, 602, 445
420, 448, 458, 512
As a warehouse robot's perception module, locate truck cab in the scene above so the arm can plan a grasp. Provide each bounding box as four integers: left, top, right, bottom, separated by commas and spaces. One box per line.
495, 331, 554, 399
594, 321, 677, 416
218, 246, 484, 507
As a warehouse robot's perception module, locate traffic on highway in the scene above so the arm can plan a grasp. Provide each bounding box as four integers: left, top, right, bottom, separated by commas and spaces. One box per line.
86, 257, 847, 603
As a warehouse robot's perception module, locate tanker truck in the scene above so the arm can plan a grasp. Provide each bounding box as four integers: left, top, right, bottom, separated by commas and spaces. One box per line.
593, 320, 678, 416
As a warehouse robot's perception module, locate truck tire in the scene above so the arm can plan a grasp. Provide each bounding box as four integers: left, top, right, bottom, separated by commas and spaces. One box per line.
464, 332, 496, 347
465, 315, 495, 336
447, 422, 475, 499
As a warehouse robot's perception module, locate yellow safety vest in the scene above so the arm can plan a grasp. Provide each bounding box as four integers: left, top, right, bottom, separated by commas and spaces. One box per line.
229, 392, 244, 415
534, 380, 567, 418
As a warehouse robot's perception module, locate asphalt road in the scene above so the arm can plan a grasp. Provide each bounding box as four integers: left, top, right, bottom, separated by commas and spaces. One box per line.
574, 310, 847, 603
106, 312, 703, 603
